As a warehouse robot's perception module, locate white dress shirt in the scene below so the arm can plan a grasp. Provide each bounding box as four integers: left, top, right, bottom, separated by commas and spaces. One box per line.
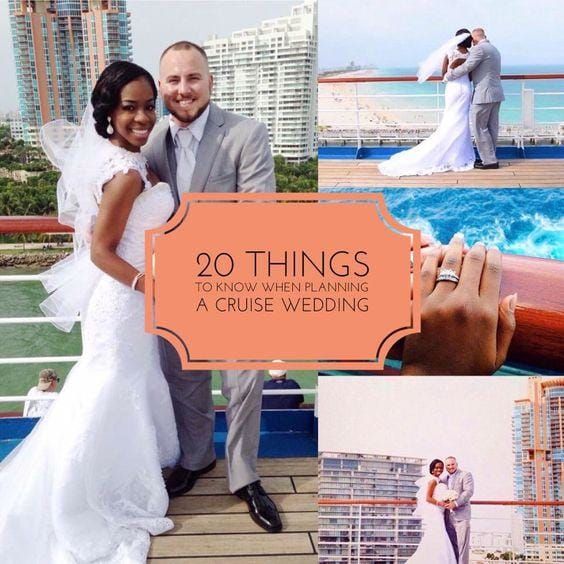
169, 105, 210, 194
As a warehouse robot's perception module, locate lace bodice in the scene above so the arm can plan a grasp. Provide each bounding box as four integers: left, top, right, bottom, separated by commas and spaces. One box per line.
116, 182, 173, 269
94, 142, 151, 200
95, 143, 174, 270
448, 48, 469, 64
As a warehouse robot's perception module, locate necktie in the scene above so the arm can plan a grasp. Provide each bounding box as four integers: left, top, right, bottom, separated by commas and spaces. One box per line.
176, 128, 196, 194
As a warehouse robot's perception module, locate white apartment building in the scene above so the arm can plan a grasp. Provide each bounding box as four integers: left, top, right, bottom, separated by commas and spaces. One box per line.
203, 0, 317, 163
8, 113, 27, 144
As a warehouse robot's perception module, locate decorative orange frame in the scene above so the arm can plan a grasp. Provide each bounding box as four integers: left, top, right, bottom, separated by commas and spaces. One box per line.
145, 192, 420, 371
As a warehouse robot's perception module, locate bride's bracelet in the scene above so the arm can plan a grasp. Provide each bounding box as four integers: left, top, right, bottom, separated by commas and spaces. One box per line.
131, 272, 145, 291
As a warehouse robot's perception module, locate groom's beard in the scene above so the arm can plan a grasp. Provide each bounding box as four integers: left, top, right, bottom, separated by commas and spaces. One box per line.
169, 101, 210, 126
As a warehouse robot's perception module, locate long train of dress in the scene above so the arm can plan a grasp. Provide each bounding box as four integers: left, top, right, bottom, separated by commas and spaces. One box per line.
378, 70, 475, 177
0, 152, 180, 563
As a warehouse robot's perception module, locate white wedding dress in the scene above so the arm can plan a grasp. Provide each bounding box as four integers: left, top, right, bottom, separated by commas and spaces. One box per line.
0, 145, 180, 563
406, 476, 457, 564
379, 49, 475, 177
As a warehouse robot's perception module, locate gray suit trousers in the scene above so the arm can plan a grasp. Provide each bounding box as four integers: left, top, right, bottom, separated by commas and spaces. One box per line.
444, 509, 460, 561
446, 511, 471, 564
471, 102, 501, 165
159, 338, 263, 493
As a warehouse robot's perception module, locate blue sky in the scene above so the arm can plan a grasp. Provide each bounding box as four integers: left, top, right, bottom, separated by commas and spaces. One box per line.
320, 0, 564, 70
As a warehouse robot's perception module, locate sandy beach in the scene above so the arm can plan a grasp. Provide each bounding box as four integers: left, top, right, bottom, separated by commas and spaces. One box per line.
318, 73, 444, 141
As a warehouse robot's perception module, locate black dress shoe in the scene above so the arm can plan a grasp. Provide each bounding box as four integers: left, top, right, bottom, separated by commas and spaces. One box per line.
474, 161, 499, 169
474, 159, 483, 167
165, 460, 216, 497
235, 480, 283, 533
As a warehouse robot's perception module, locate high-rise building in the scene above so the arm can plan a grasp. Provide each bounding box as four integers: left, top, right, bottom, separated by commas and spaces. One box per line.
513, 377, 563, 562
319, 452, 424, 563
8, 0, 131, 145
8, 112, 25, 142
203, 0, 317, 163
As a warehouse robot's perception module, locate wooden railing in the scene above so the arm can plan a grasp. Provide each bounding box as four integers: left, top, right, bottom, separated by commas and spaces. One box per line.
0, 216, 72, 234
502, 255, 564, 371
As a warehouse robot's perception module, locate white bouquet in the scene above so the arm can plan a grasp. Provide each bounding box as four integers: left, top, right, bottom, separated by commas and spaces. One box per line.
441, 490, 459, 503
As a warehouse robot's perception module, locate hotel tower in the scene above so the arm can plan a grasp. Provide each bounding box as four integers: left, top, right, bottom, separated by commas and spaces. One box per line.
318, 452, 424, 562
513, 377, 563, 562
203, 0, 317, 163
8, 0, 132, 145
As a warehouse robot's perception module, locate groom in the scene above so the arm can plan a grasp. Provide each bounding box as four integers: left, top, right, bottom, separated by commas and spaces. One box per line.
445, 27, 504, 170
442, 456, 474, 564
143, 41, 281, 533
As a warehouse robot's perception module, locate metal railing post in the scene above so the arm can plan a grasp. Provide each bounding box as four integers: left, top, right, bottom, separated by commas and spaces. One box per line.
354, 83, 361, 154
436, 81, 441, 133
522, 80, 536, 144
356, 505, 361, 564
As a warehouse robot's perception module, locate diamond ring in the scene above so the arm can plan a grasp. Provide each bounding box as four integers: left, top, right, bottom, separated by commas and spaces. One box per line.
436, 268, 460, 284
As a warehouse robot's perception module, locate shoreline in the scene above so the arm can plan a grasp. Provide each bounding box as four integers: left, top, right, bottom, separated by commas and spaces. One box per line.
0, 251, 70, 268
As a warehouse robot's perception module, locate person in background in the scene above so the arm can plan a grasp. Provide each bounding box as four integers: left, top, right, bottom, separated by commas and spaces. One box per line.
262, 364, 304, 409
23, 368, 60, 418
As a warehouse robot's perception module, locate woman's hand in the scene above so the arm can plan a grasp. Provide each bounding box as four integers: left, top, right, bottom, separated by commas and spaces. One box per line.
450, 58, 466, 69
401, 233, 517, 375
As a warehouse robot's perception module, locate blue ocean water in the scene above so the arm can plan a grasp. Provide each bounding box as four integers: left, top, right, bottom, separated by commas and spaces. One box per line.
360, 65, 564, 124
326, 188, 564, 260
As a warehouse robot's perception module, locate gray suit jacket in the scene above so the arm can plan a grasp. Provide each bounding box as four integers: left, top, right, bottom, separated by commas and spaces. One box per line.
142, 102, 276, 209
447, 40, 505, 104
442, 469, 474, 521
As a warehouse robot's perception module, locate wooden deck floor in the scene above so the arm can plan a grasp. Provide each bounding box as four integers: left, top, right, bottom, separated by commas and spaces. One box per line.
319, 159, 564, 188
149, 458, 318, 562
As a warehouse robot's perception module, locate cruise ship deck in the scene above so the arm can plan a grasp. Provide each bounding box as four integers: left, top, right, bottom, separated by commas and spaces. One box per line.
150, 457, 318, 562
319, 158, 564, 189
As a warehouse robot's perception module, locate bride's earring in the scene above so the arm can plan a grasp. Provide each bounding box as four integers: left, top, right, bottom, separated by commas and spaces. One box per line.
106, 117, 114, 135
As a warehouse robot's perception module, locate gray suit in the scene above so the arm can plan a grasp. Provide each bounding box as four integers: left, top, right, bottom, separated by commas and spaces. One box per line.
143, 102, 276, 493
447, 40, 504, 165
442, 469, 474, 564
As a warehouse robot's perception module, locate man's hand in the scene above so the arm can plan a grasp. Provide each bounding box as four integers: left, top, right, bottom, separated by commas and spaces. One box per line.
450, 58, 466, 69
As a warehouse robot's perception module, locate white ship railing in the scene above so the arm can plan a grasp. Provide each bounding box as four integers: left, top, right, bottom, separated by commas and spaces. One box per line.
0, 273, 316, 406
318, 500, 564, 563
318, 73, 564, 149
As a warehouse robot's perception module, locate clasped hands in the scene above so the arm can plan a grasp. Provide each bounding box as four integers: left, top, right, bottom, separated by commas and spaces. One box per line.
443, 58, 466, 81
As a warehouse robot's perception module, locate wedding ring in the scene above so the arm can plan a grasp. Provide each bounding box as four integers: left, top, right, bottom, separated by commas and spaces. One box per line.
436, 268, 460, 284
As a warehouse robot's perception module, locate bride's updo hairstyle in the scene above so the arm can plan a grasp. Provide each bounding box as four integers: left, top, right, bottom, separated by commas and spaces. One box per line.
91, 61, 157, 139
456, 28, 472, 49
429, 459, 443, 474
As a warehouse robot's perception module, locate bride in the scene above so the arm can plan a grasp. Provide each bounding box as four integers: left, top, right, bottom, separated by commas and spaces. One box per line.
379, 29, 476, 177
406, 459, 457, 564
0, 61, 180, 562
